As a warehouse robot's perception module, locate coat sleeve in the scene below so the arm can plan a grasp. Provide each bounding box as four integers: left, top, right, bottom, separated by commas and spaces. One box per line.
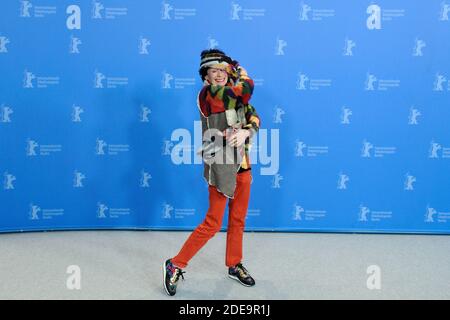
243, 103, 260, 138
201, 78, 254, 115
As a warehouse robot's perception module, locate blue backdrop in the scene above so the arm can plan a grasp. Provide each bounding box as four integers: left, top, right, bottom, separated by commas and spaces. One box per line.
1, 0, 449, 234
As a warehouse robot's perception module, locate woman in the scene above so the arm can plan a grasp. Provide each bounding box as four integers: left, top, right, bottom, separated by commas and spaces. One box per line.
163, 49, 261, 296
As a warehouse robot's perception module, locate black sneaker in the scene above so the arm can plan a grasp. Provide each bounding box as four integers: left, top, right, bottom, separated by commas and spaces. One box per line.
163, 259, 185, 296
228, 263, 255, 287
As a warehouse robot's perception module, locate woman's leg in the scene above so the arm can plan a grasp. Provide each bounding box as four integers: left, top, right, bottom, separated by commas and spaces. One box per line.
171, 185, 228, 268
226, 170, 252, 267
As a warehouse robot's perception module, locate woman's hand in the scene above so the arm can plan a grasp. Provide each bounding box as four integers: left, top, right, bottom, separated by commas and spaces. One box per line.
227, 129, 250, 147
237, 66, 248, 78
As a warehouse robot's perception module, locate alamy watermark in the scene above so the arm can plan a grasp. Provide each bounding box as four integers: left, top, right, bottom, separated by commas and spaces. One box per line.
162, 121, 279, 175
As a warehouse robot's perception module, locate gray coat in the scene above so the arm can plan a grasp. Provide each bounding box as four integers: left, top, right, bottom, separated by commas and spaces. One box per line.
199, 106, 248, 198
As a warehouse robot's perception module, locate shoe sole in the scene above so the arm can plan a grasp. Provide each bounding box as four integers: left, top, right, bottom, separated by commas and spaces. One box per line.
228, 274, 255, 287
162, 260, 174, 296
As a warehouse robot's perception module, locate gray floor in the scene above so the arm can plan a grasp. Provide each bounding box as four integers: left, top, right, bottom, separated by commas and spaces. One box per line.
0, 230, 449, 299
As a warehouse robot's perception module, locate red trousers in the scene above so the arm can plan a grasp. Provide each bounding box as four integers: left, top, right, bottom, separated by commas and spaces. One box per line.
171, 170, 252, 268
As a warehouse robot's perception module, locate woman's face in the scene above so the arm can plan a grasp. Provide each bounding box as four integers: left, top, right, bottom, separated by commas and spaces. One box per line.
205, 67, 228, 86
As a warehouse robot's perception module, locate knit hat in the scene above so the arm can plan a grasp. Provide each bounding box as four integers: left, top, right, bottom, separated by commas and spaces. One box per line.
199, 49, 237, 81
